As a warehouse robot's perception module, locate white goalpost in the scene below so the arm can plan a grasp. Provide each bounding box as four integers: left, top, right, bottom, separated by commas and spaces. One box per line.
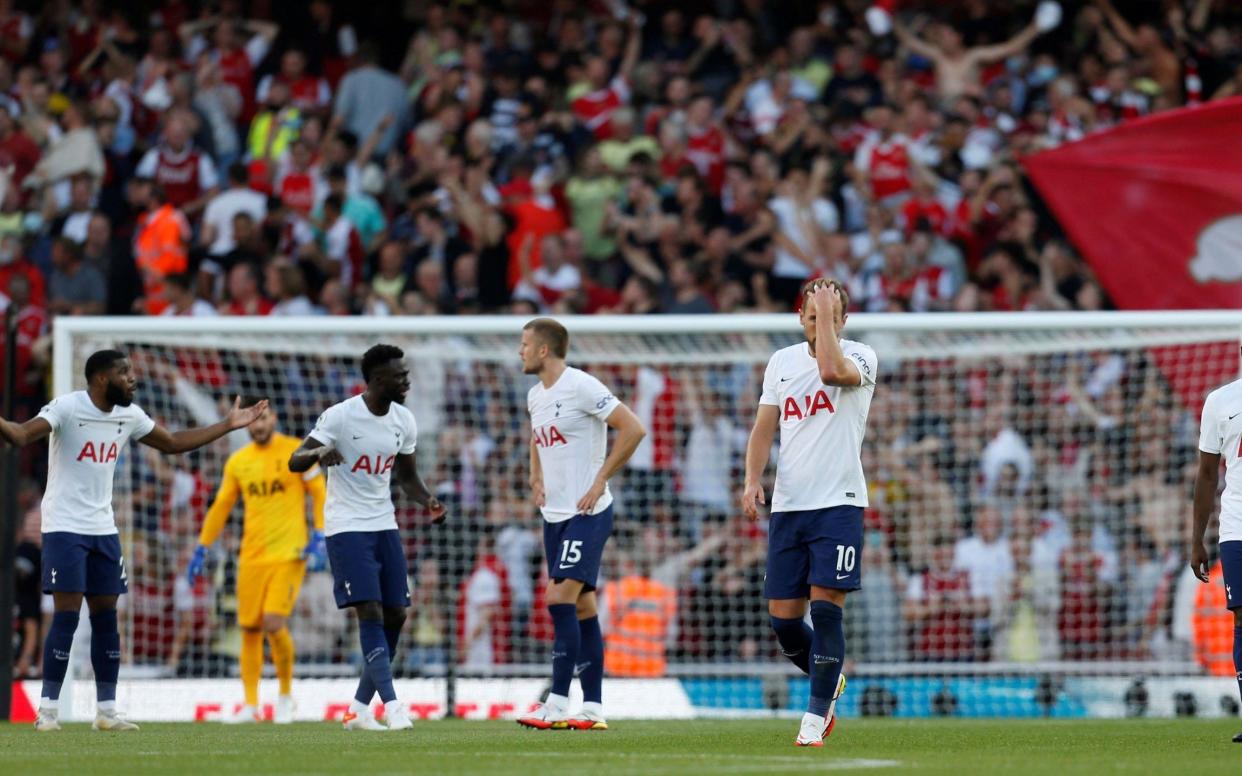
42, 311, 1242, 721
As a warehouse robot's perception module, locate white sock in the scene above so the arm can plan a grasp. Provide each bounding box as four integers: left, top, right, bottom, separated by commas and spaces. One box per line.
98, 700, 117, 713
545, 693, 569, 713
40, 697, 58, 712
580, 701, 604, 718
349, 699, 369, 715
384, 699, 405, 718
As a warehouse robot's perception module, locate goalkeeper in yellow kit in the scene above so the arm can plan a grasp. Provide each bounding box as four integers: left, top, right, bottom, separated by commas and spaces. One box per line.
185, 398, 326, 724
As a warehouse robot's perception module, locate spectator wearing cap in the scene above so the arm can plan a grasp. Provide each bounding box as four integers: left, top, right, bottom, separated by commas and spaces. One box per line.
47, 237, 105, 316
332, 42, 407, 157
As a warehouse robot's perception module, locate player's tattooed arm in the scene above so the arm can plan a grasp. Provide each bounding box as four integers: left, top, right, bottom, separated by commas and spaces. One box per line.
0, 416, 51, 447
288, 436, 344, 473
395, 452, 447, 523
142, 397, 270, 454
1190, 449, 1221, 583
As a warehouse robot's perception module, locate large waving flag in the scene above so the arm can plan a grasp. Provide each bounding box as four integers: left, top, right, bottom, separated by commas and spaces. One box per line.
1023, 97, 1242, 310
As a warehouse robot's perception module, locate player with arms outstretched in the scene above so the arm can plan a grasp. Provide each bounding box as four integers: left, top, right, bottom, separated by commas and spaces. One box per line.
741, 279, 877, 747
289, 344, 445, 732
186, 397, 327, 724
1190, 357, 1242, 743
516, 318, 646, 731
0, 349, 268, 732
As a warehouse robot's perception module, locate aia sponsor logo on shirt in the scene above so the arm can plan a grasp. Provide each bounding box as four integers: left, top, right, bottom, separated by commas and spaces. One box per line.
351, 455, 396, 475
246, 479, 288, 498
532, 424, 567, 448
782, 390, 836, 421
76, 441, 119, 463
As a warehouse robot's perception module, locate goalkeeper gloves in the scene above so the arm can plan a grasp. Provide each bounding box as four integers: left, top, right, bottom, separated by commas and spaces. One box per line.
186, 545, 207, 585
303, 530, 327, 572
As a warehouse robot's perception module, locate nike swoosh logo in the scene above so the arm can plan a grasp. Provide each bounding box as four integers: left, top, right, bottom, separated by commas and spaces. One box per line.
558, 563, 575, 569
814, 659, 832, 665
352, 435, 363, 440
1231, 412, 1242, 420
836, 573, 850, 580
79, 422, 88, 426
780, 377, 791, 382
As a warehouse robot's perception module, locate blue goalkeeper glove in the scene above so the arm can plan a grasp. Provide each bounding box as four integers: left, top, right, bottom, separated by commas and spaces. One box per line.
186, 545, 208, 585
303, 530, 327, 572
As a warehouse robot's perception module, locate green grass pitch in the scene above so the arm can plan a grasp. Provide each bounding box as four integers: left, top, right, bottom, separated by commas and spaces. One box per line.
2, 718, 1239, 775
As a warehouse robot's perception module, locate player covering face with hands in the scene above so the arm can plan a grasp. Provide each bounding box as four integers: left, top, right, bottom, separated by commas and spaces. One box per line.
742, 279, 877, 747
289, 344, 445, 732
517, 318, 646, 731
0, 350, 268, 733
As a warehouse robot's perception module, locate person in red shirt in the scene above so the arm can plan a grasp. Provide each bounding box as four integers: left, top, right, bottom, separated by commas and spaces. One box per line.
0, 271, 46, 401
177, 15, 280, 124
0, 235, 45, 308
571, 16, 642, 140
1058, 517, 1113, 660
220, 261, 273, 316
135, 114, 219, 217
684, 96, 727, 195
0, 106, 40, 190
852, 103, 913, 205
903, 534, 989, 661
901, 176, 948, 236
505, 171, 566, 289
275, 139, 319, 216
257, 48, 330, 114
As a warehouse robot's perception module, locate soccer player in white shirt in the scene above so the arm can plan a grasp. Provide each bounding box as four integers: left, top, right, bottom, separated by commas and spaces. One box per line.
0, 349, 269, 732
288, 344, 446, 732
741, 279, 878, 748
515, 318, 646, 731
1190, 363, 1242, 743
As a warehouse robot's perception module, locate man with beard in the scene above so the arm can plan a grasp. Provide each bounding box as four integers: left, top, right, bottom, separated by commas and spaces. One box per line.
0, 349, 269, 732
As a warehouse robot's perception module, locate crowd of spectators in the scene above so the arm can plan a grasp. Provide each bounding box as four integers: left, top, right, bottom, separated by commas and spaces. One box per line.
8, 0, 1242, 677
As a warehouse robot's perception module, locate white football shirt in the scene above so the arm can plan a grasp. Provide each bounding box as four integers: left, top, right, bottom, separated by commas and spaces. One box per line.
1198, 377, 1242, 543
308, 394, 418, 536
38, 391, 156, 535
759, 339, 878, 512
528, 367, 620, 523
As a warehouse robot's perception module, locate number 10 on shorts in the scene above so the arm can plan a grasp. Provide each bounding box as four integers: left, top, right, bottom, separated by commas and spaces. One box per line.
835, 544, 856, 572
560, 540, 583, 566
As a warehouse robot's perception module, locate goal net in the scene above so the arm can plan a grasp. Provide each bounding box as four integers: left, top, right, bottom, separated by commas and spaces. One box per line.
47, 312, 1242, 720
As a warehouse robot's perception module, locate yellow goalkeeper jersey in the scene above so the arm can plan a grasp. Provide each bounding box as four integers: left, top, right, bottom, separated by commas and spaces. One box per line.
198, 433, 326, 566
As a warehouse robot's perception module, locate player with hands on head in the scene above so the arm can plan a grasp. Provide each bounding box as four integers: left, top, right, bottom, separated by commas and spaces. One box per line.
0, 349, 267, 733
288, 343, 445, 732
741, 279, 878, 748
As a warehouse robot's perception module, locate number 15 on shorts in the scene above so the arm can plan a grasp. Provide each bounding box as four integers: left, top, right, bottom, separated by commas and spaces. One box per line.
559, 540, 582, 569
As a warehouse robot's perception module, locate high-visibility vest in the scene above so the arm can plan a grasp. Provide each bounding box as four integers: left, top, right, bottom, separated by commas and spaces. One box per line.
604, 575, 676, 678
247, 108, 299, 161
134, 204, 189, 314
1192, 564, 1234, 677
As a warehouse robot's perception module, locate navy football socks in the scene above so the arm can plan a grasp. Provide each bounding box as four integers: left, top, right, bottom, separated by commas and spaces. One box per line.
808, 601, 845, 718
770, 615, 813, 675
41, 610, 79, 703
90, 609, 121, 704
578, 616, 604, 704
354, 625, 402, 705
357, 619, 396, 704
549, 603, 580, 697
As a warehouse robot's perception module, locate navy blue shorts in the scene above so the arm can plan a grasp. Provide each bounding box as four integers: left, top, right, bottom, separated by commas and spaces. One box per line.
42, 532, 128, 596
1221, 541, 1242, 610
543, 504, 614, 592
325, 529, 410, 610
765, 505, 864, 599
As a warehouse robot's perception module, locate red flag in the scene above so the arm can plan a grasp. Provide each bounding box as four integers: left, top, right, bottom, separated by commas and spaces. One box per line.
1023, 97, 1242, 310
1024, 101, 1242, 410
